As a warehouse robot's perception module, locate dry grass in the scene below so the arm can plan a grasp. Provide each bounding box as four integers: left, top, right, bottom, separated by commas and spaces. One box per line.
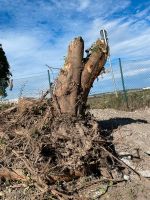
88, 89, 150, 111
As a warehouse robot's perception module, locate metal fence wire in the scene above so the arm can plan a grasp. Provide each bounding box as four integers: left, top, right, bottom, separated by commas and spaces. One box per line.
1, 57, 150, 103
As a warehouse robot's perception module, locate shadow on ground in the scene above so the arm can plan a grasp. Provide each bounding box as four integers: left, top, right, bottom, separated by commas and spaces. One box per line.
100, 118, 147, 130
98, 118, 148, 138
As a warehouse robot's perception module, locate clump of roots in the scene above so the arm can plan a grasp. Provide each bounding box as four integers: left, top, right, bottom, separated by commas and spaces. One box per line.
0, 99, 127, 199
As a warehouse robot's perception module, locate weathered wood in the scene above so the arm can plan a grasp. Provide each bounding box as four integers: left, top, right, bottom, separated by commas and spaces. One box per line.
53, 37, 84, 115
52, 36, 108, 116
80, 40, 108, 113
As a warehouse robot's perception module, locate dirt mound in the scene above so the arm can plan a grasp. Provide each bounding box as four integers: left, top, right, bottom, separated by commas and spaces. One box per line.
0, 100, 139, 199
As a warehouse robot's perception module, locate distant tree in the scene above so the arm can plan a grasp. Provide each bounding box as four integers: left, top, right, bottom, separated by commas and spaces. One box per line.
0, 44, 11, 97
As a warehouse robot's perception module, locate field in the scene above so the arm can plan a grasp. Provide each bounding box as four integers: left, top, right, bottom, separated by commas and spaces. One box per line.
88, 89, 150, 111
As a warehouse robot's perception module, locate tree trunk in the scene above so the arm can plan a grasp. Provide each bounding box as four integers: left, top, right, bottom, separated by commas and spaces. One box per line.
53, 36, 108, 116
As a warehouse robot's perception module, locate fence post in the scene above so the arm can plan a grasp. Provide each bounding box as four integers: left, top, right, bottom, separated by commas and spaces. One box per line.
119, 58, 129, 109
100, 29, 118, 97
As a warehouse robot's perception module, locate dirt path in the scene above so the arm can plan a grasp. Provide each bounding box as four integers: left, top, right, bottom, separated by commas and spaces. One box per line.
90, 108, 150, 200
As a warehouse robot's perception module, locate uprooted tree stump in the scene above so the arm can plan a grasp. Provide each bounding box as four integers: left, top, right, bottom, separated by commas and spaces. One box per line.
0, 33, 138, 200
52, 36, 108, 115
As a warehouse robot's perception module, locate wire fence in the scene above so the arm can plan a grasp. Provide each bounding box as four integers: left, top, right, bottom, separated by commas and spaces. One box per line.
90, 57, 150, 95
1, 57, 150, 107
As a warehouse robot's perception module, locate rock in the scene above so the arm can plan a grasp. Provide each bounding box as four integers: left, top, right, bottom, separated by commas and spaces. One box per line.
138, 170, 150, 178
123, 175, 130, 181
0, 191, 4, 197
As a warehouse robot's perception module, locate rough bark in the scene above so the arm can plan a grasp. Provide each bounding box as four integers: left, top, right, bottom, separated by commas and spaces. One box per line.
80, 40, 108, 113
53, 36, 108, 116
53, 37, 84, 115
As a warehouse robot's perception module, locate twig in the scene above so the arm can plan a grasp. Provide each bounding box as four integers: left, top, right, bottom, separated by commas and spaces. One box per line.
40, 90, 49, 101
0, 167, 28, 181
100, 146, 141, 178
0, 106, 17, 115
53, 95, 61, 114
77, 178, 125, 192
34, 182, 48, 193
9, 183, 27, 189
12, 150, 48, 192
51, 189, 74, 200
12, 150, 36, 175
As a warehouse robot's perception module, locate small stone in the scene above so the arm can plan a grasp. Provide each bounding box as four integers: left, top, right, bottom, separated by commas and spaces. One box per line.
138, 170, 150, 178
0, 192, 4, 196
123, 174, 130, 180
127, 155, 132, 160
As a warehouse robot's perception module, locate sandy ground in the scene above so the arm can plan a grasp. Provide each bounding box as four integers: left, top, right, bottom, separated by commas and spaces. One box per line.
90, 108, 150, 200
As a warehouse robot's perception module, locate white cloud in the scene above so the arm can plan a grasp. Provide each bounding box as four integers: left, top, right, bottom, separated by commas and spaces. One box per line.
0, 0, 150, 96
83, 13, 150, 59
135, 7, 150, 18
0, 30, 68, 77
124, 68, 150, 77
101, 63, 150, 81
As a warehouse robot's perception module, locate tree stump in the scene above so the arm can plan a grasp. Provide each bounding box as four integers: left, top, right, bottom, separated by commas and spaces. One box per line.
53, 35, 108, 116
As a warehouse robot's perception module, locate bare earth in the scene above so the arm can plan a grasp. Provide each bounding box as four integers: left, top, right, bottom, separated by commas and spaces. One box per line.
90, 108, 150, 200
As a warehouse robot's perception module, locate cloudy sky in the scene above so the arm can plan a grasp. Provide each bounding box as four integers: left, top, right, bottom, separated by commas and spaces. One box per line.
0, 0, 150, 97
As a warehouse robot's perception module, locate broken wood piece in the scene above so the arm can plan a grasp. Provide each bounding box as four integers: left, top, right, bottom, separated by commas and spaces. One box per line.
0, 167, 28, 181
51, 189, 74, 200
100, 146, 141, 178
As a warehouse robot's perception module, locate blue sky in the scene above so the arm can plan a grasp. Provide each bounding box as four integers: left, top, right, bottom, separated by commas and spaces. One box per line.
0, 0, 150, 98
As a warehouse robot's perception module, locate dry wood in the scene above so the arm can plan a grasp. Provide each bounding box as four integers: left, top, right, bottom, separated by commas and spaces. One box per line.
0, 167, 28, 181
53, 37, 84, 115
53, 36, 108, 115
100, 146, 141, 178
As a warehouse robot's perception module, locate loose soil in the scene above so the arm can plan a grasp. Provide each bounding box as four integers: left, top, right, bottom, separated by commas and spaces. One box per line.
90, 108, 150, 200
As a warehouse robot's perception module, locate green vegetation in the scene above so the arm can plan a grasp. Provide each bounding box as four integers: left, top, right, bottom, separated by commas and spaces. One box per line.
0, 44, 11, 97
88, 89, 150, 111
